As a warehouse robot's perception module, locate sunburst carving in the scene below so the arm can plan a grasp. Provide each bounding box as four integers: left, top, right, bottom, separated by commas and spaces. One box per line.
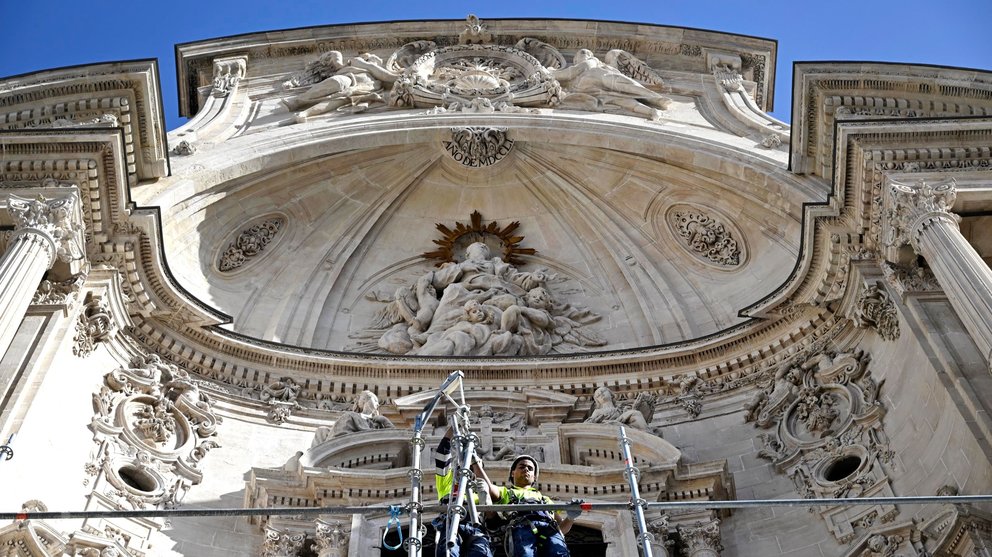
422, 210, 536, 266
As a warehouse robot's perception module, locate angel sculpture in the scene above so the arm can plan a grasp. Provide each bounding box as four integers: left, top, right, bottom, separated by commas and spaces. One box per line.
584, 386, 656, 430
554, 49, 671, 120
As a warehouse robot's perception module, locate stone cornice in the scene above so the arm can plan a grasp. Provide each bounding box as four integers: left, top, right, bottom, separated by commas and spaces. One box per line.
743, 116, 992, 318
790, 62, 992, 179
175, 18, 776, 117
0, 60, 169, 182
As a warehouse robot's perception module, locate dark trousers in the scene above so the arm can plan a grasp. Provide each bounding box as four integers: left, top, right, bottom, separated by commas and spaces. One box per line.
432, 517, 494, 557
508, 520, 569, 557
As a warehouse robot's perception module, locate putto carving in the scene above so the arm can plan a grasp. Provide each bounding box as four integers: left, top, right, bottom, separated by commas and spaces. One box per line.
884, 178, 958, 252
443, 127, 514, 167
354, 239, 604, 356
218, 216, 285, 272
584, 386, 655, 430
667, 206, 742, 267
745, 349, 896, 542
555, 49, 671, 120
73, 293, 117, 357
170, 139, 196, 156
8, 192, 84, 263
853, 281, 900, 341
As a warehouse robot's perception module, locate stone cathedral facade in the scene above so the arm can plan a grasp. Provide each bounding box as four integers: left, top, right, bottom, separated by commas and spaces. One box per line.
1, 16, 991, 557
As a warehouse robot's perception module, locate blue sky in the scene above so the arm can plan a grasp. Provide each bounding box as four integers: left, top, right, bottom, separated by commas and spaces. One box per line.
2, 0, 989, 128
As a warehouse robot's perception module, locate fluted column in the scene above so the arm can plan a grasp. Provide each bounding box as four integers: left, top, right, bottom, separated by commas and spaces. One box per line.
884, 178, 992, 364
677, 520, 722, 557
0, 193, 84, 360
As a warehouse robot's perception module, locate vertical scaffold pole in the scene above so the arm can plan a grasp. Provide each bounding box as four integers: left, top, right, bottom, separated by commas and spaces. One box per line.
407, 371, 465, 557
619, 425, 654, 557
407, 419, 425, 557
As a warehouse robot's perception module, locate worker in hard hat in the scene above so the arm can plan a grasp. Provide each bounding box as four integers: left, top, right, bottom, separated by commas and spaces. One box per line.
434, 427, 494, 557
474, 453, 582, 557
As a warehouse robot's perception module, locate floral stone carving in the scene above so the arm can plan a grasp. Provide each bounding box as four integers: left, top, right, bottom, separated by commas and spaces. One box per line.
745, 349, 896, 543
88, 353, 220, 511
667, 206, 743, 267
218, 216, 284, 272
73, 292, 117, 357
853, 281, 900, 341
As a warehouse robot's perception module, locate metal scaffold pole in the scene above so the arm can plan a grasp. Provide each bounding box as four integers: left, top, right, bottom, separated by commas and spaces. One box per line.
406, 370, 470, 557
619, 425, 654, 557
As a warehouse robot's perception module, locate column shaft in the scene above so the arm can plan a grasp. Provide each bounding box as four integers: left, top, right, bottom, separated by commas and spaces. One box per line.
916, 219, 992, 363
0, 232, 55, 360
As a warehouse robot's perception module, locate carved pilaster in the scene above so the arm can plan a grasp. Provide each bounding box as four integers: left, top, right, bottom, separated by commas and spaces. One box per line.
677, 519, 723, 557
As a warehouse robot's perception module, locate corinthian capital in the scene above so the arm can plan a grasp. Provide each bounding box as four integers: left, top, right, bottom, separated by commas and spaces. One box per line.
884, 178, 958, 252
677, 519, 723, 555
7, 192, 85, 263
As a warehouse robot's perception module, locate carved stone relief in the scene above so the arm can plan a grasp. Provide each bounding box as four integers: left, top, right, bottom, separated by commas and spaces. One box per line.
278, 17, 674, 122
442, 126, 514, 167
351, 239, 604, 356
32, 273, 85, 305
8, 192, 85, 263
745, 349, 895, 543
583, 385, 655, 431
328, 390, 394, 437
73, 293, 117, 357
666, 205, 743, 268
217, 215, 285, 273
88, 353, 220, 513
853, 281, 900, 341
261, 527, 306, 557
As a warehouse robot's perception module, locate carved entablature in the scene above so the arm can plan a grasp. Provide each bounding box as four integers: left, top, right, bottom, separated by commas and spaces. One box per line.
746, 349, 895, 543
87, 353, 221, 512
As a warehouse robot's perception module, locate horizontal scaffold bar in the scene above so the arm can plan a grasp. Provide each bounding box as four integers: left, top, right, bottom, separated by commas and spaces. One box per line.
4, 494, 992, 521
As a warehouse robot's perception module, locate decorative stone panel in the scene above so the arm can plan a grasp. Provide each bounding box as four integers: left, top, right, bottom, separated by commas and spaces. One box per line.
217, 214, 286, 273
666, 204, 744, 268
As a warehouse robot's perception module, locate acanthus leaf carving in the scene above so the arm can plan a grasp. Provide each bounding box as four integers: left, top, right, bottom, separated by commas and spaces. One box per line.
667, 206, 743, 267
73, 292, 117, 357
853, 281, 900, 341
8, 192, 85, 263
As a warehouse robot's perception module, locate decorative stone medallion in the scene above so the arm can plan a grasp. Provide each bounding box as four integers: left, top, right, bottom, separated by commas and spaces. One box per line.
217, 215, 286, 273
666, 204, 744, 268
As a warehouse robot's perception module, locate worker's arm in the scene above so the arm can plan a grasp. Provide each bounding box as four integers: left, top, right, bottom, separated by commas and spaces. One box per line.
471, 458, 503, 502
